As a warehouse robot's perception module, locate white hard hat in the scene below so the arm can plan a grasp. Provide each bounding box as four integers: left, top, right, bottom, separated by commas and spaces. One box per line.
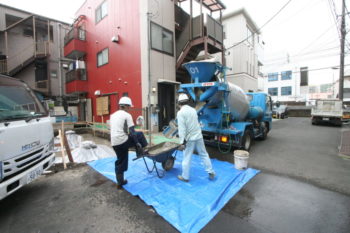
119, 96, 133, 106
178, 93, 189, 103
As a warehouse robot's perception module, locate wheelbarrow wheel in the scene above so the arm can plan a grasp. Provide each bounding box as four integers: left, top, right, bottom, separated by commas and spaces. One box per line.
162, 157, 175, 171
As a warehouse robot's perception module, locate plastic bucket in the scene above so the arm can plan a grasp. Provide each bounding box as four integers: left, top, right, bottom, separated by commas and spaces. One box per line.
234, 150, 249, 170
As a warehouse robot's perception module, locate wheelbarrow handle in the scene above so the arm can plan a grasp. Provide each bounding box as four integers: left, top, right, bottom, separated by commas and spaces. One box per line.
133, 156, 143, 161
132, 152, 149, 161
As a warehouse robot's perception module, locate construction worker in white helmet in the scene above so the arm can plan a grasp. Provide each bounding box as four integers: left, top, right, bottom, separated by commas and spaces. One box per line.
110, 96, 147, 189
176, 93, 215, 182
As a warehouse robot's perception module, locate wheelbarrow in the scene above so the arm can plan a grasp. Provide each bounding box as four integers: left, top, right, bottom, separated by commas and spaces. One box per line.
133, 141, 181, 178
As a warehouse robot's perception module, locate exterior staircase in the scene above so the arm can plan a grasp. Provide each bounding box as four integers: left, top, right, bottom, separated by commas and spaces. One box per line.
175, 5, 224, 83
0, 42, 49, 76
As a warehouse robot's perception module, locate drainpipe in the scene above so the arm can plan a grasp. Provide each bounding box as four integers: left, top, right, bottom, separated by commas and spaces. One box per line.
190, 0, 192, 40
47, 19, 51, 96
33, 16, 36, 56
147, 13, 152, 145
58, 23, 63, 97
5, 31, 8, 74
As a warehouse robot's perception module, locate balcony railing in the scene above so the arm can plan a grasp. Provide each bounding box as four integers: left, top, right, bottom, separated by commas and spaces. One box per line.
206, 14, 223, 44
1, 42, 49, 75
0, 60, 7, 74
176, 12, 223, 59
64, 28, 86, 46
35, 80, 48, 89
65, 69, 87, 83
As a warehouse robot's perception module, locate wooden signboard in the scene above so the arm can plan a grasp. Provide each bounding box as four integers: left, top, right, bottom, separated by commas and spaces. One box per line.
96, 96, 109, 116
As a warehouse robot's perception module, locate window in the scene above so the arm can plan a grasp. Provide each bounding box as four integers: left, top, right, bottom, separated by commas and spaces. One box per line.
97, 48, 109, 67
151, 22, 174, 56
344, 88, 350, 98
281, 86, 292, 96
309, 86, 317, 94
246, 26, 253, 45
320, 84, 332, 93
268, 87, 278, 96
49, 25, 54, 42
268, 72, 278, 82
281, 70, 292, 80
300, 67, 308, 86
23, 27, 33, 37
78, 27, 86, 40
96, 1, 108, 23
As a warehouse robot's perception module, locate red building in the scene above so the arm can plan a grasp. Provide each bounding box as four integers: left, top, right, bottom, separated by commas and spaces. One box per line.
64, 0, 225, 132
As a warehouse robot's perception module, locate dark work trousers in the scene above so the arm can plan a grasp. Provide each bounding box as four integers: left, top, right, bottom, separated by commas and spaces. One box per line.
113, 137, 132, 176
112, 132, 148, 176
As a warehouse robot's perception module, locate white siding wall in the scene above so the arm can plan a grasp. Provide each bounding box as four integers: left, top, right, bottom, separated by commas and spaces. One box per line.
223, 13, 259, 92
140, 0, 175, 108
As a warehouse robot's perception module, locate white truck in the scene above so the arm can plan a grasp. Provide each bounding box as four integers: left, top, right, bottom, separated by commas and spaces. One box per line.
311, 99, 343, 126
0, 75, 55, 200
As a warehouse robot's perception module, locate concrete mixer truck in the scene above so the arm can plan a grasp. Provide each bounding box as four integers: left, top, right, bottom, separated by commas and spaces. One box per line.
173, 60, 272, 152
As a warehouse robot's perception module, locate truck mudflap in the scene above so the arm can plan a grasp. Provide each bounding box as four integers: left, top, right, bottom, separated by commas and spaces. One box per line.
0, 153, 55, 200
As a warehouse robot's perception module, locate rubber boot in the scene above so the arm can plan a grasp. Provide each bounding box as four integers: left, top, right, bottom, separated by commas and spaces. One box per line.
116, 173, 128, 189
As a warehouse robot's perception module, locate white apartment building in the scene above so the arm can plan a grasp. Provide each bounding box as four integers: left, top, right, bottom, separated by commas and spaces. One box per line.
222, 9, 264, 92
334, 69, 350, 103
263, 64, 309, 103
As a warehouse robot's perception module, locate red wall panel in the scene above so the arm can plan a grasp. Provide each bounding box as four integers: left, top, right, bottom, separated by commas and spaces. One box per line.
66, 80, 88, 93
64, 39, 87, 57
68, 0, 142, 122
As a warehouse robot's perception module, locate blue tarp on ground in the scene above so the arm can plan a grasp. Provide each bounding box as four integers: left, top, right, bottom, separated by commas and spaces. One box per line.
88, 151, 259, 233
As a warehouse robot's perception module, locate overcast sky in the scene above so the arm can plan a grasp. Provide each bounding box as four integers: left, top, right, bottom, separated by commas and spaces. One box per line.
0, 0, 347, 84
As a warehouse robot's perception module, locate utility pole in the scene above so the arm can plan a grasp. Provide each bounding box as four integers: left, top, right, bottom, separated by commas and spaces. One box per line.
339, 0, 346, 100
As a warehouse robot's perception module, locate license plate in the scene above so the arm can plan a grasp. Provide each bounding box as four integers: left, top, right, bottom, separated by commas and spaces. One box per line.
27, 166, 43, 184
323, 117, 329, 121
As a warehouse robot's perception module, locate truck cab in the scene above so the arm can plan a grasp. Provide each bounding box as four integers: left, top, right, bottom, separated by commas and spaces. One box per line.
0, 75, 55, 200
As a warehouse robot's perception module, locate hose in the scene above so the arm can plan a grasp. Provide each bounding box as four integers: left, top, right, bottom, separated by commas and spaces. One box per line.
217, 94, 232, 154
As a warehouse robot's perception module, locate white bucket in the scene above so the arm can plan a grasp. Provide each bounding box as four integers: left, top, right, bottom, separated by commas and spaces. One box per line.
234, 150, 249, 170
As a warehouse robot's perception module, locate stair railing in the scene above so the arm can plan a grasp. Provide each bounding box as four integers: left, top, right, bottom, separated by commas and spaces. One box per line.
5, 41, 49, 74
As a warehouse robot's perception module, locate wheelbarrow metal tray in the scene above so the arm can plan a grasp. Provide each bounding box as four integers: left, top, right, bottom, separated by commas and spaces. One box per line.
146, 142, 180, 163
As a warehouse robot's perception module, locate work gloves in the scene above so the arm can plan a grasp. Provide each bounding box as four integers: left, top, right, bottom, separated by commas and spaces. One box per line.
178, 140, 186, 151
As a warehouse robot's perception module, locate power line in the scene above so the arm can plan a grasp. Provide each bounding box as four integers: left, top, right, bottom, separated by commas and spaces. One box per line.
294, 24, 336, 56
262, 63, 350, 77
264, 51, 349, 65
328, 0, 350, 51
265, 46, 340, 63
225, 0, 293, 51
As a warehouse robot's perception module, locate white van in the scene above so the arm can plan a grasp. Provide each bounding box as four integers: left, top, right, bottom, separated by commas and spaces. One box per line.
0, 75, 55, 200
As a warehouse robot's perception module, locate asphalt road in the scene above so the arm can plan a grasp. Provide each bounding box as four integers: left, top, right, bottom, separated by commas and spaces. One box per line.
0, 117, 350, 233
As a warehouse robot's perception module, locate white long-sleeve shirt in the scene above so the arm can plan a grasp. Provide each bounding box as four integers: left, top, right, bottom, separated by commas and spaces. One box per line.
176, 104, 202, 144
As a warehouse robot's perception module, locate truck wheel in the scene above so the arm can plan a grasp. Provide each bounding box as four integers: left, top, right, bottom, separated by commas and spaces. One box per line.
336, 118, 343, 127
241, 130, 252, 151
162, 157, 175, 171
260, 122, 268, 140
311, 118, 317, 125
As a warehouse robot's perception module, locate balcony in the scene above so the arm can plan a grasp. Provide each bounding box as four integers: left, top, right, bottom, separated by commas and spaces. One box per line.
64, 28, 87, 59
66, 79, 88, 94
66, 69, 87, 83
0, 59, 7, 74
34, 80, 49, 94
